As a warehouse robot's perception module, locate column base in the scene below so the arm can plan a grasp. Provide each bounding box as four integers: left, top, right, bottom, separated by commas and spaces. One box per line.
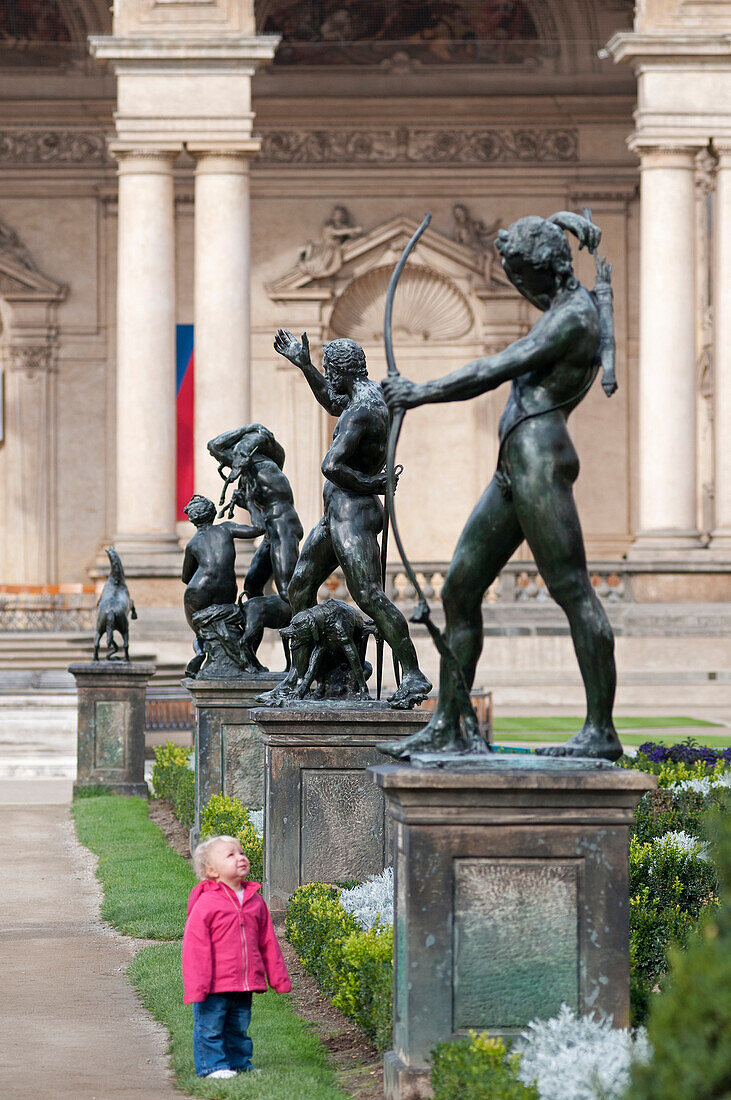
707, 528, 731, 558
626, 528, 704, 560
107, 532, 182, 569
383, 1052, 432, 1100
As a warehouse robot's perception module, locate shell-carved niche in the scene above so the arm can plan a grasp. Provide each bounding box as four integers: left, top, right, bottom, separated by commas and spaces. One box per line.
330, 265, 474, 343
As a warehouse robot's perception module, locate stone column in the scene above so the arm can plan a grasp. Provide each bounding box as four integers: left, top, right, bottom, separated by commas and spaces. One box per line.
710, 144, 731, 552
113, 147, 180, 562
630, 143, 702, 554
190, 148, 256, 505
2, 343, 58, 583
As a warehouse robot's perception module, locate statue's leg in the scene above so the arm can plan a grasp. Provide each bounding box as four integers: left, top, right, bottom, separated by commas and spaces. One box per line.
269, 522, 301, 603
378, 477, 522, 757
512, 463, 621, 761
287, 518, 338, 614
296, 644, 324, 698
340, 637, 369, 697
106, 618, 118, 660
93, 627, 101, 661
330, 517, 431, 708
243, 539, 273, 599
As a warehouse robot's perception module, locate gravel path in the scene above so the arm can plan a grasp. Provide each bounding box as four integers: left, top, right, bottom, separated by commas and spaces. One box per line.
0, 791, 177, 1099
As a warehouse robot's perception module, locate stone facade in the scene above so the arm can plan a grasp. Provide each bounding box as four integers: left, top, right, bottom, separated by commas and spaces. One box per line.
0, 2, 728, 602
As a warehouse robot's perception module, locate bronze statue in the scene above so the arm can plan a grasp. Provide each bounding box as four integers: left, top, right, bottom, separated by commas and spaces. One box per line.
207, 424, 303, 605
379, 210, 622, 761
93, 546, 137, 661
181, 494, 265, 678
269, 329, 431, 709
259, 599, 376, 704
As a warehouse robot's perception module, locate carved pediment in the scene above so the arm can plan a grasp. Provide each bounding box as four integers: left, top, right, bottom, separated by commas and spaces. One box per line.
0, 225, 66, 303
267, 211, 525, 349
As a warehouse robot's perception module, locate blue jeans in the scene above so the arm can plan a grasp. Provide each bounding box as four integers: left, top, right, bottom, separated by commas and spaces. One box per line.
192, 992, 254, 1077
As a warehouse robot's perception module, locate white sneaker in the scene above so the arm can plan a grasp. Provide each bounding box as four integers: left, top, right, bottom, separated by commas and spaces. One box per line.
206, 1069, 237, 1079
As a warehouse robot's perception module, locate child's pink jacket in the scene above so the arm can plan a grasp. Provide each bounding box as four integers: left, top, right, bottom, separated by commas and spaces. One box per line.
182, 879, 291, 1004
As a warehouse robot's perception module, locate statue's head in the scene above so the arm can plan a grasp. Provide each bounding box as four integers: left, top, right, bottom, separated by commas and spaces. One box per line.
453, 203, 468, 224
184, 494, 216, 527
495, 216, 575, 310
323, 338, 367, 394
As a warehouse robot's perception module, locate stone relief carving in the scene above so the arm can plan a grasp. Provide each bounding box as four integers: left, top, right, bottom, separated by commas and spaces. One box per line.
330, 265, 474, 343
452, 203, 510, 287
297, 205, 363, 279
0, 130, 110, 166
5, 345, 55, 376
0, 218, 36, 270
258, 127, 578, 165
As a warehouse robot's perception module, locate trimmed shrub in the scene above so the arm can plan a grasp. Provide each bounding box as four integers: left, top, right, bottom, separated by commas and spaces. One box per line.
172, 767, 195, 829
200, 792, 251, 837
629, 831, 719, 1022
432, 1033, 538, 1100
200, 793, 263, 883
628, 812, 731, 1100
632, 785, 730, 845
285, 882, 394, 1048
331, 923, 393, 1049
285, 883, 360, 994
151, 741, 191, 803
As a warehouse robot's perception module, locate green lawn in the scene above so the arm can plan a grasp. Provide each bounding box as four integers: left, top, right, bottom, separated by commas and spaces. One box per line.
492, 716, 720, 732
129, 944, 348, 1100
73, 794, 349, 1100
72, 794, 195, 938
490, 716, 731, 750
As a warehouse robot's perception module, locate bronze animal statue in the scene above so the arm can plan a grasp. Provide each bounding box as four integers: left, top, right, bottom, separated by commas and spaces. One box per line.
93, 546, 137, 661
257, 598, 376, 705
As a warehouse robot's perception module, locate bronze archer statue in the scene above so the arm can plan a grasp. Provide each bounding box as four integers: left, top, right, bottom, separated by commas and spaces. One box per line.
378, 210, 622, 762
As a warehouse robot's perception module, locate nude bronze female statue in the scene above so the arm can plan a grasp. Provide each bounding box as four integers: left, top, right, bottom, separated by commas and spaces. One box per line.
379, 211, 622, 761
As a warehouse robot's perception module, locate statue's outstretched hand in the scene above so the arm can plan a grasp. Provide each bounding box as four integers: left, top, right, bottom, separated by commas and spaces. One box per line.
381, 376, 422, 411
274, 328, 310, 368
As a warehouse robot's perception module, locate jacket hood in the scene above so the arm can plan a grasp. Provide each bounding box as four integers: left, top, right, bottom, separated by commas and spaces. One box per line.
187, 879, 262, 915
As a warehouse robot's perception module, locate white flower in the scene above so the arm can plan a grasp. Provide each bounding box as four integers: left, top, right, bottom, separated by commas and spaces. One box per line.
652, 830, 710, 860
672, 773, 731, 796
246, 808, 264, 837
340, 866, 394, 931
515, 1004, 650, 1100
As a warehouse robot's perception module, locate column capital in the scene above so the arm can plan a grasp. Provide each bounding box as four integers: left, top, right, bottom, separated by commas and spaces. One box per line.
187, 141, 262, 165
6, 343, 56, 376
108, 143, 182, 167
712, 140, 731, 163
627, 138, 702, 167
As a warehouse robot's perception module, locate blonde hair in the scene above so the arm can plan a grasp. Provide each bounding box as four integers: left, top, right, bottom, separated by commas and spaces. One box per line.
192, 835, 243, 881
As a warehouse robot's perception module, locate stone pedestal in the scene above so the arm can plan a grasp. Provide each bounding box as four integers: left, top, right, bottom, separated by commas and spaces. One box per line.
250, 704, 431, 914
70, 662, 156, 797
371, 757, 656, 1100
183, 674, 283, 845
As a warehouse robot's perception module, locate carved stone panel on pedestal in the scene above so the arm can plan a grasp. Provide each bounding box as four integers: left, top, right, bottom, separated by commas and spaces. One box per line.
301, 768, 386, 883
453, 858, 579, 1029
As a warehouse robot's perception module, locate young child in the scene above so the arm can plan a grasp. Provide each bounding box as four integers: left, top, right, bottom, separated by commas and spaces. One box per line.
182, 835, 291, 1079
